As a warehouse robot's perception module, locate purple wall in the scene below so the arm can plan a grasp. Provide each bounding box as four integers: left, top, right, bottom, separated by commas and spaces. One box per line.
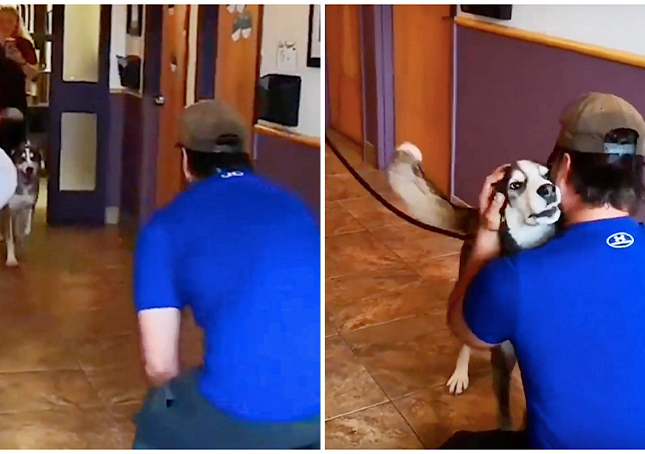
253, 133, 321, 224
107, 93, 124, 210
119, 93, 143, 218
454, 26, 645, 223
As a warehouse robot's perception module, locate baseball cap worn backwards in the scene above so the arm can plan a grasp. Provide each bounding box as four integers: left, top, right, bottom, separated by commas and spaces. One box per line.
178, 100, 249, 153
556, 92, 645, 157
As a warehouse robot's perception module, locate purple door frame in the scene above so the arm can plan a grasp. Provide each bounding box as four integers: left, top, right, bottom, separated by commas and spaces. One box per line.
138, 5, 163, 227
195, 5, 218, 101
360, 5, 395, 170
325, 5, 395, 170
47, 5, 112, 225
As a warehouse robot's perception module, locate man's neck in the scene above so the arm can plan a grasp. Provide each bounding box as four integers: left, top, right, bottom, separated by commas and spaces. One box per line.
564, 204, 630, 227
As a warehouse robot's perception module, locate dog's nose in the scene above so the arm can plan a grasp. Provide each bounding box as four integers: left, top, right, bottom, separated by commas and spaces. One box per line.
537, 183, 556, 203
25, 167, 34, 176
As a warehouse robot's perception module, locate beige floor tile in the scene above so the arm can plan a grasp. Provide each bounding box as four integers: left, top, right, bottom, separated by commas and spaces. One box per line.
325, 402, 423, 449
325, 336, 387, 420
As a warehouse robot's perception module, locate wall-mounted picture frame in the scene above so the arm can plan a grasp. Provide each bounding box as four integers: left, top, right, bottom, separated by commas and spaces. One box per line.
127, 5, 144, 36
307, 4, 320, 68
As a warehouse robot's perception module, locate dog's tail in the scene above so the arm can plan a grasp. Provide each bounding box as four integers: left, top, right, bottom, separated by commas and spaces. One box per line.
387, 142, 475, 235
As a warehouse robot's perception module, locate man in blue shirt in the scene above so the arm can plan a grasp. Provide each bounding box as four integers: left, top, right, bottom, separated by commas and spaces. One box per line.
444, 93, 645, 449
131, 100, 320, 449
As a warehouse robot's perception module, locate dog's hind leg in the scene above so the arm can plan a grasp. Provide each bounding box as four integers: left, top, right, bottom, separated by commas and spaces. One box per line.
492, 341, 517, 430
447, 344, 471, 394
5, 212, 17, 267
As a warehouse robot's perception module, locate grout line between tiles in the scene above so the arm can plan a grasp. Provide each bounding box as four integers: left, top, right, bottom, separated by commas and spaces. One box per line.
337, 311, 423, 335
328, 334, 394, 422
389, 393, 428, 449
324, 399, 389, 423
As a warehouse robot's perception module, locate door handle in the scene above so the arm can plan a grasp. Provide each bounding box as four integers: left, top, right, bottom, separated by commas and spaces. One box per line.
154, 96, 165, 106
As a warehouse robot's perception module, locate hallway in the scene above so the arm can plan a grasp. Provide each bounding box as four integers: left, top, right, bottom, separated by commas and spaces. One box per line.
0, 204, 202, 448
324, 143, 524, 449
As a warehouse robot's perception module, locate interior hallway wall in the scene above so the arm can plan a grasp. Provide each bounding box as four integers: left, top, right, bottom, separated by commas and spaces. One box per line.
259, 4, 320, 138
457, 5, 645, 56
109, 5, 146, 223
453, 17, 645, 221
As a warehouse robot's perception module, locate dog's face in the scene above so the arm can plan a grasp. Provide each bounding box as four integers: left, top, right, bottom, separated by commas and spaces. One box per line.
498, 160, 561, 227
12, 143, 42, 181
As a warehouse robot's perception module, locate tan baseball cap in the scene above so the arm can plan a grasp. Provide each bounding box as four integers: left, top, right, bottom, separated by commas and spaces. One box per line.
556, 92, 645, 156
178, 99, 249, 153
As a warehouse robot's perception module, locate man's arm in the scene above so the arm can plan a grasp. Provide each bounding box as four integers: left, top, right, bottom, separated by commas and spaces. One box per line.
134, 220, 183, 386
138, 308, 181, 386
447, 230, 504, 349
447, 165, 515, 348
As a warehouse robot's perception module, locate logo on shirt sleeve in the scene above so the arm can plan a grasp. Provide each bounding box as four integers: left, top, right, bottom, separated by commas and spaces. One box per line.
606, 232, 635, 249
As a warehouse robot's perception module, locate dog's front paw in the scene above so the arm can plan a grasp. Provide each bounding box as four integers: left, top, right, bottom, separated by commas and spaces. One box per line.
6, 257, 18, 267
447, 370, 470, 395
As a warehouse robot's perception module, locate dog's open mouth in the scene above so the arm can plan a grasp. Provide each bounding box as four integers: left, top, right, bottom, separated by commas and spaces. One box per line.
531, 206, 559, 219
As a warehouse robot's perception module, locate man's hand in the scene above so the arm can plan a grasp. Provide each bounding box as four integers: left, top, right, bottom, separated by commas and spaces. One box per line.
473, 165, 509, 260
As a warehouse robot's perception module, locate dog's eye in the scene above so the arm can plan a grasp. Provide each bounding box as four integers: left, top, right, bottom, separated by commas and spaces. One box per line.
509, 181, 523, 190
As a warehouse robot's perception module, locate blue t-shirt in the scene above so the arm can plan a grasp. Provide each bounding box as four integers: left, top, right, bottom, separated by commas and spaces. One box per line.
134, 170, 320, 422
464, 217, 645, 449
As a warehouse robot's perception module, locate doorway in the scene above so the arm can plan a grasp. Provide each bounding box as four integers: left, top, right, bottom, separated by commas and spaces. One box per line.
392, 5, 453, 195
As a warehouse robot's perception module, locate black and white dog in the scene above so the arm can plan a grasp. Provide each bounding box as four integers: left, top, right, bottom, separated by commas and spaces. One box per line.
1, 142, 41, 267
388, 142, 561, 430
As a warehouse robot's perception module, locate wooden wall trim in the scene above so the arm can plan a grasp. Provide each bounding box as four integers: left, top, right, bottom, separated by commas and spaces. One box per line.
455, 16, 645, 70
254, 124, 320, 149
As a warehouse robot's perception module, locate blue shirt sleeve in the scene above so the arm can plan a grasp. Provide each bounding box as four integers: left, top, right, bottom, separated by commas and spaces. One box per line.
133, 219, 183, 312
462, 257, 519, 344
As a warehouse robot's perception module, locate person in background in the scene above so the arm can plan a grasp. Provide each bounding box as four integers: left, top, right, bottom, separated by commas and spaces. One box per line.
0, 5, 38, 153
132, 100, 321, 449
444, 93, 645, 449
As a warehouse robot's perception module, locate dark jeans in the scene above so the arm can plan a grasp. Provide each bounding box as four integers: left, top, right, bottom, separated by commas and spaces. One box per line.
440, 430, 528, 449
132, 368, 320, 449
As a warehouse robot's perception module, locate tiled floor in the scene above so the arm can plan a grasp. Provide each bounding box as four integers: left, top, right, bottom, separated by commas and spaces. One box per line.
324, 142, 525, 449
0, 198, 202, 449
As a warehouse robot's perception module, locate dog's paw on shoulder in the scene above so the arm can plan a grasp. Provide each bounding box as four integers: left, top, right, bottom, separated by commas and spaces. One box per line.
395, 142, 423, 163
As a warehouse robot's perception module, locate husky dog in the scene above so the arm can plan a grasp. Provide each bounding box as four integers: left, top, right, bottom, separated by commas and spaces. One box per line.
388, 142, 561, 429
2, 141, 41, 267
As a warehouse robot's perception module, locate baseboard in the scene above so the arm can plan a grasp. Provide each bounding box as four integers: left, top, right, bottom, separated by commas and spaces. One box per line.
105, 206, 120, 225
364, 140, 378, 168
451, 194, 471, 208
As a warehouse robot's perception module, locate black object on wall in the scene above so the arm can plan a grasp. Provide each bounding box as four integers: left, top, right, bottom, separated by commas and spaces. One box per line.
257, 74, 302, 128
460, 5, 512, 20
117, 55, 142, 91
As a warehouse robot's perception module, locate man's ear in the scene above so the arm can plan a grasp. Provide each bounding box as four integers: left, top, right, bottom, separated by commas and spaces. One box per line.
181, 148, 193, 182
560, 152, 572, 183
